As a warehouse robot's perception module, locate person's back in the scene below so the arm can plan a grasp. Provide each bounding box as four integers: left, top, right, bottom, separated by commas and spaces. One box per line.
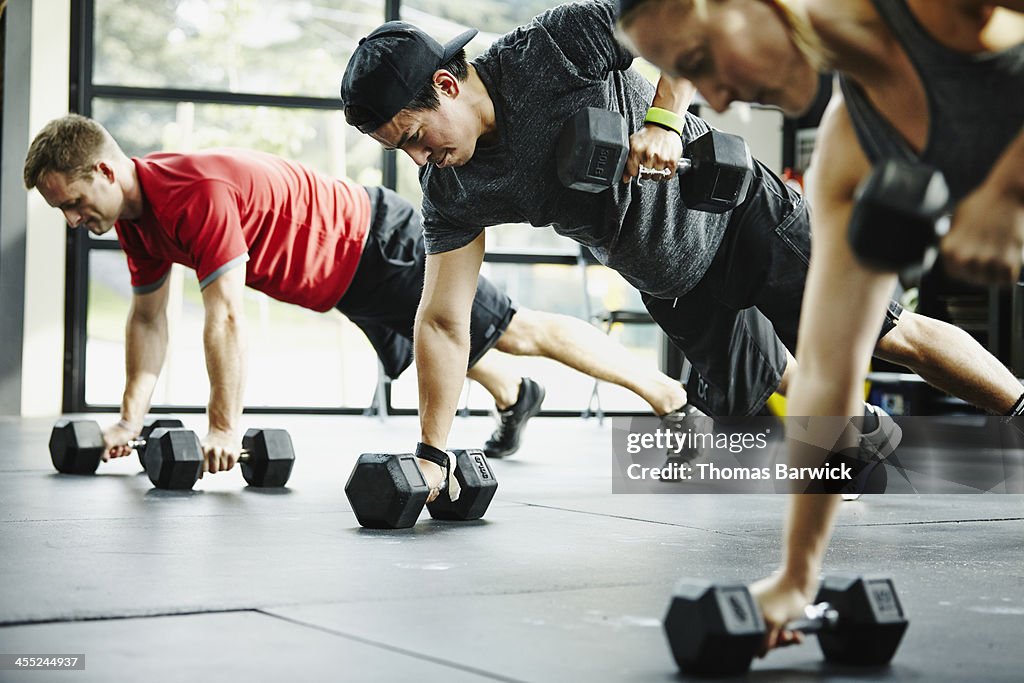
118, 149, 370, 311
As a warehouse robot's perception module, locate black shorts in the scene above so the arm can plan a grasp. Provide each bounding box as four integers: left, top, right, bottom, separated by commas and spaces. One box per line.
336, 187, 516, 380
644, 178, 902, 417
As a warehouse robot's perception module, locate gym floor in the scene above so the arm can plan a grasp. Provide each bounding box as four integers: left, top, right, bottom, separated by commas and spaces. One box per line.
1, 414, 1021, 682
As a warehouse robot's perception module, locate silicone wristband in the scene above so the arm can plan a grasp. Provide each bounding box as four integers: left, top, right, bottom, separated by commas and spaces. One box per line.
644, 106, 685, 136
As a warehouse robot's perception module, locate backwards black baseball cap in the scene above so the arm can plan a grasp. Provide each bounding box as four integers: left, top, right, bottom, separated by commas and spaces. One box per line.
340, 21, 478, 134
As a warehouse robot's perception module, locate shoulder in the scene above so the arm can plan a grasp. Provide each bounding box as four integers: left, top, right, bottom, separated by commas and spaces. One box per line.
535, 0, 613, 24
805, 0, 897, 76
513, 0, 616, 46
807, 90, 872, 204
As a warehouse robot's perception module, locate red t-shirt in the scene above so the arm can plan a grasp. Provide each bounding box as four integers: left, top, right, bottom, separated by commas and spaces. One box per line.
116, 150, 371, 312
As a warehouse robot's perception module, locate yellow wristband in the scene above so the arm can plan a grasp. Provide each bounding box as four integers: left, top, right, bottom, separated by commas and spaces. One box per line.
644, 106, 685, 136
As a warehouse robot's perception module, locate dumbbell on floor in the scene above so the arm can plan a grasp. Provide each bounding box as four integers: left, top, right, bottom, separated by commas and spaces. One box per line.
344, 449, 498, 529
556, 107, 754, 213
144, 427, 295, 490
136, 419, 186, 468
848, 159, 950, 282
49, 417, 185, 475
664, 574, 908, 676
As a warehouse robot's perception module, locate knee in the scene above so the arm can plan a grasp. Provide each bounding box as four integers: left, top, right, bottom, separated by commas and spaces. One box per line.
874, 311, 927, 367
494, 308, 543, 356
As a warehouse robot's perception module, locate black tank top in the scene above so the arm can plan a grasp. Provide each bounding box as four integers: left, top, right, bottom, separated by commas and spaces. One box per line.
839, 0, 1024, 202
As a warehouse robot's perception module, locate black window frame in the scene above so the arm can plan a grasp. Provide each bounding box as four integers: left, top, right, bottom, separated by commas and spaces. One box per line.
65, 0, 661, 418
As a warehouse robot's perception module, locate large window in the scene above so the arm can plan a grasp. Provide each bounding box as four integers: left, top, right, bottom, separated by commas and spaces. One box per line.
93, 0, 382, 99
389, 0, 665, 412
68, 0, 670, 416
74, 0, 386, 412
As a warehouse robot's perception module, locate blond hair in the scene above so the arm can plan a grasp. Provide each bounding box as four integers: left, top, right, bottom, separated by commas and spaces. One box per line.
23, 114, 118, 190
617, 0, 830, 72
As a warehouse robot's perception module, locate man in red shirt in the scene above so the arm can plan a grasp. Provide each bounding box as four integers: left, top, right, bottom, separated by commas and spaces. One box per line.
24, 114, 690, 473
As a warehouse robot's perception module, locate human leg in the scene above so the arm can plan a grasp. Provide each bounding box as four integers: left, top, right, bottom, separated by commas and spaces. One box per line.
873, 310, 1021, 414
494, 307, 687, 415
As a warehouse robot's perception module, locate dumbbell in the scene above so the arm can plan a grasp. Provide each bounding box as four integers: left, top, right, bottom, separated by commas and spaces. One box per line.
848, 159, 950, 282
144, 427, 295, 490
664, 574, 909, 676
136, 419, 188, 468
49, 416, 185, 474
556, 106, 754, 213
344, 449, 498, 529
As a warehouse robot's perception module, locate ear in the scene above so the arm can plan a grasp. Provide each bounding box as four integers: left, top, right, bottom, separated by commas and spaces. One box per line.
433, 69, 460, 99
95, 161, 116, 183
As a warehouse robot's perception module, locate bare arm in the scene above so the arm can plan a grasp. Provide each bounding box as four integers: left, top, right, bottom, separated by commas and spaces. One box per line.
415, 232, 486, 448
623, 75, 696, 182
199, 265, 248, 472
987, 124, 1024, 201
652, 74, 697, 115
104, 275, 172, 458
121, 277, 171, 430
750, 94, 902, 654
941, 123, 1024, 284
786, 94, 898, 582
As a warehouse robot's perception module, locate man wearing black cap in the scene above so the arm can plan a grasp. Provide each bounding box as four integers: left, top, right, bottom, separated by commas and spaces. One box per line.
25, 113, 698, 463
339, 0, 1024, 497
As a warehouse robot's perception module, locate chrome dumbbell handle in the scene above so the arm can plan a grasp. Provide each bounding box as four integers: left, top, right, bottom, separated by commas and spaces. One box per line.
782, 602, 840, 635
131, 434, 251, 459
638, 157, 694, 180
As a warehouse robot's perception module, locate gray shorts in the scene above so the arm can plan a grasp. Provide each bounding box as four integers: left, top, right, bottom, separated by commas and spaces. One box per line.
645, 182, 901, 416
335, 187, 516, 380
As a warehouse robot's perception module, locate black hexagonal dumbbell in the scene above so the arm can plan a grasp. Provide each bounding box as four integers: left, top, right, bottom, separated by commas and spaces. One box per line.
344, 448, 498, 529
49, 417, 185, 475
664, 574, 909, 676
145, 427, 295, 490
136, 418, 187, 468
847, 159, 950, 284
556, 106, 754, 213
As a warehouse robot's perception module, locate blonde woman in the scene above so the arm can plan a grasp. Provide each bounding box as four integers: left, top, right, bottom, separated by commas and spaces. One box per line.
618, 0, 1024, 655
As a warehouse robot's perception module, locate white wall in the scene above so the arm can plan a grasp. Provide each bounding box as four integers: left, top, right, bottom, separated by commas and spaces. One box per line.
22, 0, 71, 416
0, 0, 70, 417
699, 103, 784, 175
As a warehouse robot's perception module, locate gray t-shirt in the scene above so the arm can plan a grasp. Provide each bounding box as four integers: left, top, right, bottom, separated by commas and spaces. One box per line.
419, 0, 731, 298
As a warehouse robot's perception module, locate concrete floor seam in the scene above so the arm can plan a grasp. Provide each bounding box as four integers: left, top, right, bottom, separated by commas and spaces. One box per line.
835, 516, 1024, 528
258, 610, 532, 683
511, 502, 747, 536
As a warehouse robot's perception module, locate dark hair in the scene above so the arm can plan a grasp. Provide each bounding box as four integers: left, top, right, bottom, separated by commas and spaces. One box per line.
406, 50, 469, 112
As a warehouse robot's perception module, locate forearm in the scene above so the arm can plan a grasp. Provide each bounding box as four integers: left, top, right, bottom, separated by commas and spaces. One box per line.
780, 495, 842, 592
415, 317, 470, 448
986, 125, 1024, 202
203, 311, 247, 434
121, 313, 168, 429
651, 75, 696, 116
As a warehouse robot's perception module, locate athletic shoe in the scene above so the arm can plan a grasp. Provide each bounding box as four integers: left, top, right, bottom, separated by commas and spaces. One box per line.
842, 404, 902, 501
660, 403, 709, 466
483, 377, 546, 459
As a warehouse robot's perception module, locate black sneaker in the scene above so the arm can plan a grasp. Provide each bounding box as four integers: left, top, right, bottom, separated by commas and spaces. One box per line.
484, 377, 546, 459
660, 404, 710, 466
842, 404, 902, 501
